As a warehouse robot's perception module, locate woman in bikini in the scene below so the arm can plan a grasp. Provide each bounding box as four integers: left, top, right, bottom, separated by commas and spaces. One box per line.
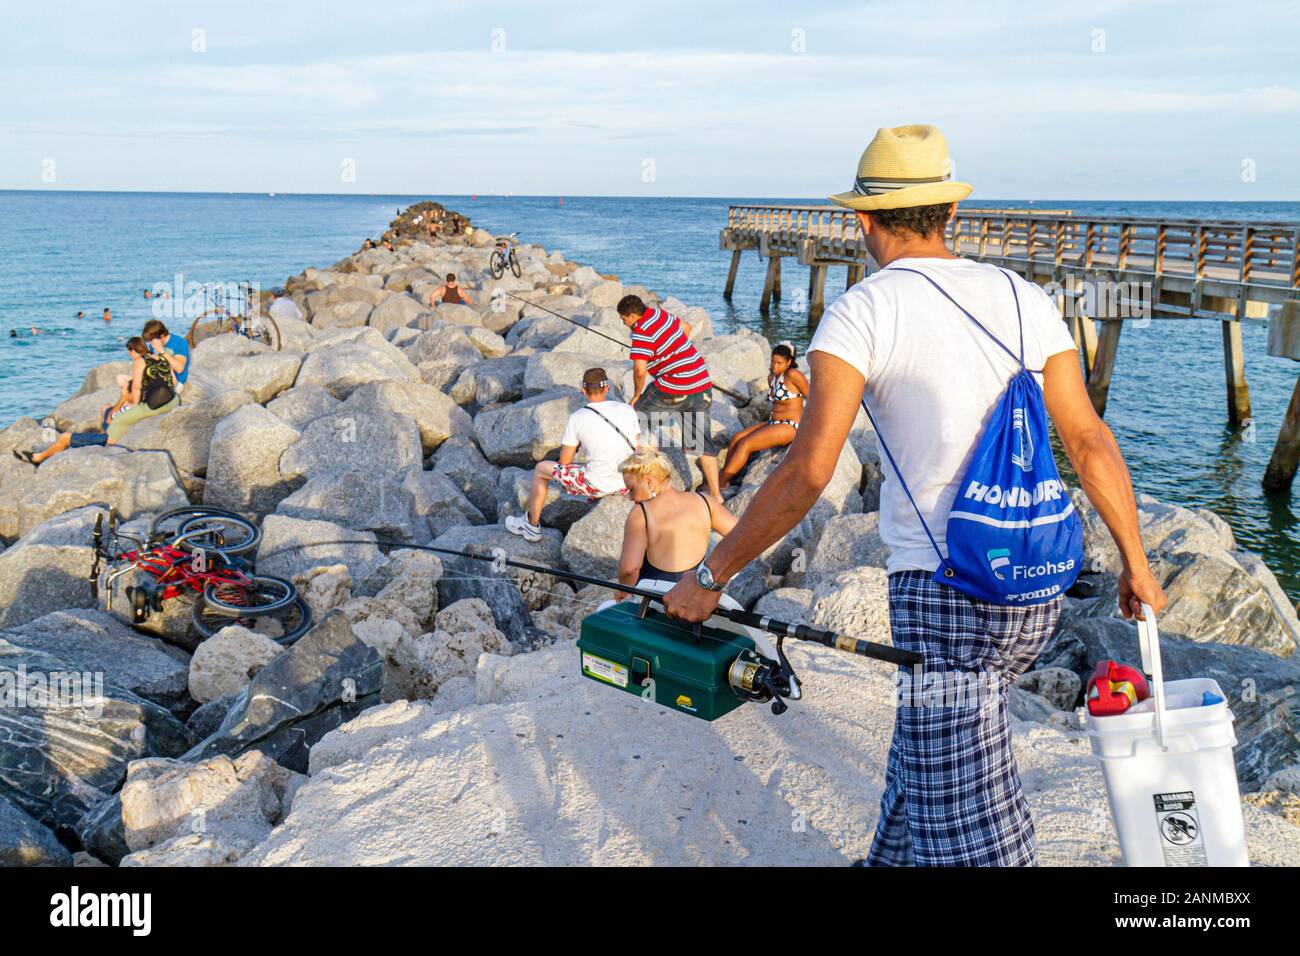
616, 448, 737, 597
718, 342, 808, 486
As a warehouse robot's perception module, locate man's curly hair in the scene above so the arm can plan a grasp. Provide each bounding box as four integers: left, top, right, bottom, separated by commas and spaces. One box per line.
866, 202, 953, 238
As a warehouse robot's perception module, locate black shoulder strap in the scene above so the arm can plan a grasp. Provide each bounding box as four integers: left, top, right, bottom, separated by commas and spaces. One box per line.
584, 404, 637, 453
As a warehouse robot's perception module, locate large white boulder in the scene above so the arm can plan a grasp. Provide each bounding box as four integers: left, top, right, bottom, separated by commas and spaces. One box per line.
204, 403, 302, 517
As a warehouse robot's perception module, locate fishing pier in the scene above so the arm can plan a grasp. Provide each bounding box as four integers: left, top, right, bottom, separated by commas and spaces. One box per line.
719, 205, 1300, 492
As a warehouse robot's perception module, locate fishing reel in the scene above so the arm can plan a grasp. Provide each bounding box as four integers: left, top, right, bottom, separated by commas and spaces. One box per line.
727, 636, 803, 715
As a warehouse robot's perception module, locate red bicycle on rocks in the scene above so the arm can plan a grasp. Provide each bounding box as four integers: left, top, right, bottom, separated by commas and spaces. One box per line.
90, 505, 312, 645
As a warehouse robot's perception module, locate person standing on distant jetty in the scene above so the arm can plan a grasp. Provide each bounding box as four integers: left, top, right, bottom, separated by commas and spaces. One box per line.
663, 124, 1167, 867
618, 294, 723, 502
505, 367, 641, 543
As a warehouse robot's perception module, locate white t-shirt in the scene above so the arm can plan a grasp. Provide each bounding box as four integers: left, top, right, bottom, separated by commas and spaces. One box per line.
559, 400, 641, 494
809, 258, 1077, 575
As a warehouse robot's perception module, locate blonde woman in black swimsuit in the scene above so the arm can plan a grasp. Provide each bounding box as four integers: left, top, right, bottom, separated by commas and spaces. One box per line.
616, 448, 737, 598
718, 342, 808, 486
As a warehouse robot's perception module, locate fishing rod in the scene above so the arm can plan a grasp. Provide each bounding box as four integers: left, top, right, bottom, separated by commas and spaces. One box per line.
277, 537, 922, 669
497, 290, 749, 404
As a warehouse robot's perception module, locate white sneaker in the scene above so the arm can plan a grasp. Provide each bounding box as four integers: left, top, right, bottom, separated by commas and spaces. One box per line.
504, 515, 542, 543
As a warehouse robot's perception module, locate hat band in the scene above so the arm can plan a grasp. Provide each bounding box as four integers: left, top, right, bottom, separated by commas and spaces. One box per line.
853, 172, 950, 197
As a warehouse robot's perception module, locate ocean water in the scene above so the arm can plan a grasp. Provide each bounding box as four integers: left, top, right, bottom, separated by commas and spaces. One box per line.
2, 190, 1297, 602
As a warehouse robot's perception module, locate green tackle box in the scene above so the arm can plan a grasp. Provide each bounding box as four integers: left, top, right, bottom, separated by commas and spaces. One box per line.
577, 599, 755, 721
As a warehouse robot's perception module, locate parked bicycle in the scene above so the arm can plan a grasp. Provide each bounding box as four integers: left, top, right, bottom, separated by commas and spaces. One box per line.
90, 505, 311, 645
489, 233, 522, 279
186, 281, 283, 351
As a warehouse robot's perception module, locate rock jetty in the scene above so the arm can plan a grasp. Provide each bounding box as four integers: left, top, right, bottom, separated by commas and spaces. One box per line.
1, 200, 1297, 866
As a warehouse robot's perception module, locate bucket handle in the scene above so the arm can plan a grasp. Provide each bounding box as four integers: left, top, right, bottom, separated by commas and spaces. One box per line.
1137, 603, 1167, 751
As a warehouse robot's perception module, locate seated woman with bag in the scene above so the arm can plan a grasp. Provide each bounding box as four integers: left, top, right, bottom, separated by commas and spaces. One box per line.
13, 336, 178, 467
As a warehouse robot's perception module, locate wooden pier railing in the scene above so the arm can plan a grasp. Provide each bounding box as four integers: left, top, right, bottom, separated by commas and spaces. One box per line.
719, 204, 1300, 491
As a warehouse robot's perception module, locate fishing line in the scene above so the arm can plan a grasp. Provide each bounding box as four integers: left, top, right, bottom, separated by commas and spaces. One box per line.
496, 290, 749, 405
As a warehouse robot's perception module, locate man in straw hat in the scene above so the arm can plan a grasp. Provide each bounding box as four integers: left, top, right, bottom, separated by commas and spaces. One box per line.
665, 124, 1166, 866
506, 367, 640, 543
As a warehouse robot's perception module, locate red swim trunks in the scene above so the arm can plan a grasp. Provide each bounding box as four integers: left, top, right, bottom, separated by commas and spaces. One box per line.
552, 464, 629, 501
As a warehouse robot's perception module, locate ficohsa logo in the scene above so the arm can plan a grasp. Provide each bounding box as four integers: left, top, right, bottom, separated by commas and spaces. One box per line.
986, 548, 1012, 580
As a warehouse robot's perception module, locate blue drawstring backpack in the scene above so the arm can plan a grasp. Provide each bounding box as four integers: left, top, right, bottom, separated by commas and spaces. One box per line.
862, 267, 1083, 605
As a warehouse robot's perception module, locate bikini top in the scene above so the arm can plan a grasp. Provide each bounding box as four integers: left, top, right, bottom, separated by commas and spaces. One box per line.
768, 372, 802, 404
637, 491, 713, 584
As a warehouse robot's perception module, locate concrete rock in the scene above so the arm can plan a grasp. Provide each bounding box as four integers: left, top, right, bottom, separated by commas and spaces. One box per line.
122, 389, 255, 478
0, 792, 72, 866
808, 567, 892, 645
0, 507, 101, 628
798, 512, 889, 587
196, 350, 303, 404
432, 436, 503, 520
188, 624, 287, 704
204, 403, 302, 518
182, 610, 384, 774
369, 292, 430, 334
295, 326, 421, 398
0, 637, 194, 835
561, 494, 634, 580
292, 564, 353, 621
265, 384, 341, 431
1015, 667, 1083, 711
12, 447, 188, 537
256, 515, 387, 594
400, 468, 485, 540
279, 409, 422, 480
277, 469, 420, 541
339, 379, 471, 455
119, 750, 304, 859
474, 386, 585, 467
239, 634, 1300, 867
4, 609, 190, 715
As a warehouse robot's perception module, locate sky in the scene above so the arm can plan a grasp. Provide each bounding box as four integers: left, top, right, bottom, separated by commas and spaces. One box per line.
1, 0, 1297, 200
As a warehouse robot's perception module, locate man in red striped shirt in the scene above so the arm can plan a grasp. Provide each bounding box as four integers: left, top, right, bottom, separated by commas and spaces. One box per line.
618, 295, 722, 501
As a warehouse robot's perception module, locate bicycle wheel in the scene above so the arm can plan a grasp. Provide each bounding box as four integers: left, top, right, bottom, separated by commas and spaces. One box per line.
509, 249, 522, 278
242, 314, 282, 351
187, 309, 234, 348
149, 506, 259, 554
489, 251, 505, 279
192, 595, 313, 646
202, 573, 297, 615
175, 512, 261, 557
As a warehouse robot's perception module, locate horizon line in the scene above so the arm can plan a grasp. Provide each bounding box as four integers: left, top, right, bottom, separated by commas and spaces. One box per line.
0, 187, 1296, 205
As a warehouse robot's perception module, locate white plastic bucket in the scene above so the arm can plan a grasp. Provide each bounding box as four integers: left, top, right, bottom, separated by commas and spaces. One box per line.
1084, 604, 1249, 867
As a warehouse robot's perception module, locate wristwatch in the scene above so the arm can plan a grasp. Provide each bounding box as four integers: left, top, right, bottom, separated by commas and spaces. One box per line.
695, 562, 725, 593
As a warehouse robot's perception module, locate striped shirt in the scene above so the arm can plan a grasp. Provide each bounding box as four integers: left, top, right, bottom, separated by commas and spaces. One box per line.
629, 307, 712, 395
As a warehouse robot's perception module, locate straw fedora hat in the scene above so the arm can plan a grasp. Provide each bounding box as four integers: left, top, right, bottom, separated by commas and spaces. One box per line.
829, 124, 972, 212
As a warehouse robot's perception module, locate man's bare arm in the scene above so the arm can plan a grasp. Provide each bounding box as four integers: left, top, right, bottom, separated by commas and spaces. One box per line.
1041, 350, 1165, 619
631, 359, 649, 404
663, 351, 863, 622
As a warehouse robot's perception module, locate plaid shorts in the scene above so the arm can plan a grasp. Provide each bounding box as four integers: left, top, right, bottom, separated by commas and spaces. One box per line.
552, 464, 628, 502
867, 570, 1063, 867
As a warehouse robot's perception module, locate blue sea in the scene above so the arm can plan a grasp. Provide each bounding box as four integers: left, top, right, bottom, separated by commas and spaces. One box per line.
2, 190, 1297, 601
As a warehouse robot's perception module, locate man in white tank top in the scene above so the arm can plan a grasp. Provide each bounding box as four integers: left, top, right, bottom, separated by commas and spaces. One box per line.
663, 125, 1166, 866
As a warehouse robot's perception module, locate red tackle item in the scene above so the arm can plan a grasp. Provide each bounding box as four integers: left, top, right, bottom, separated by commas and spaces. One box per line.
1086, 660, 1151, 716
